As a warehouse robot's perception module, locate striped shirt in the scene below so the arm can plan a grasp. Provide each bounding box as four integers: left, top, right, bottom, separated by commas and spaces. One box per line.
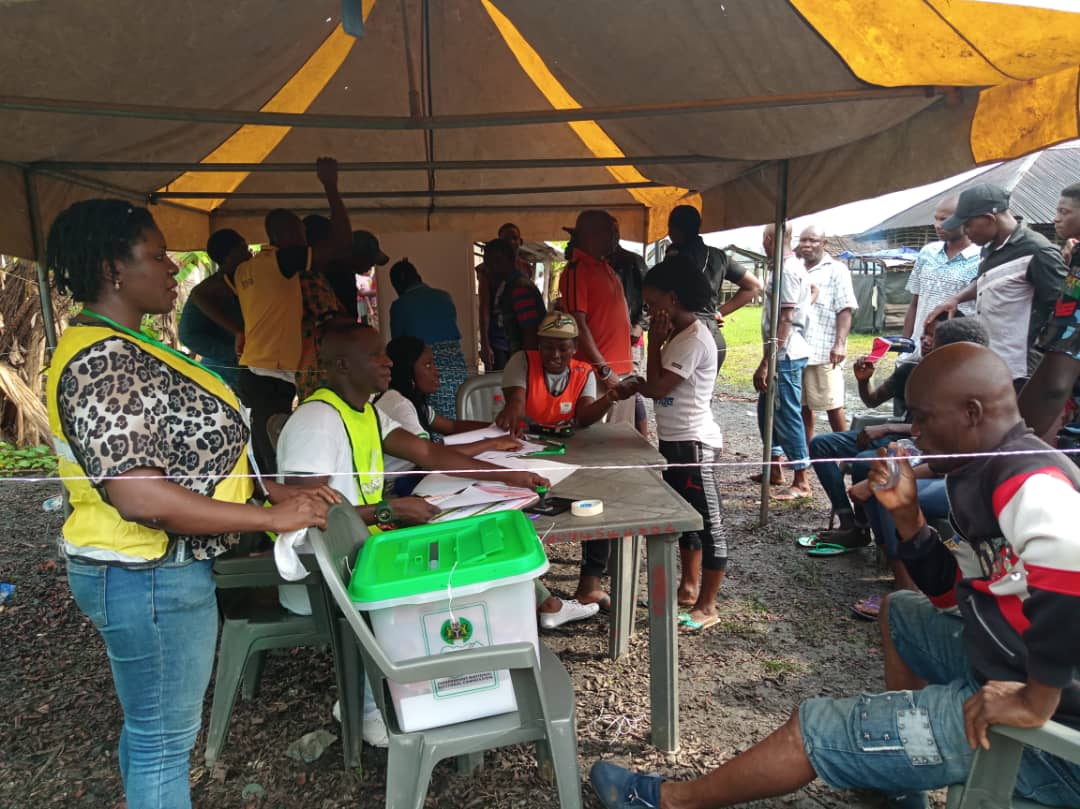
804, 255, 858, 366
900, 240, 980, 362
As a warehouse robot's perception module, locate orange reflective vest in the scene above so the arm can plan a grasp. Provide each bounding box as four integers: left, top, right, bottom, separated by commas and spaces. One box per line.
524, 351, 592, 427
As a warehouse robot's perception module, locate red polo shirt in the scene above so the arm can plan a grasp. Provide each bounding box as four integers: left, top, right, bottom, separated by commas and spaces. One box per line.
558, 251, 633, 375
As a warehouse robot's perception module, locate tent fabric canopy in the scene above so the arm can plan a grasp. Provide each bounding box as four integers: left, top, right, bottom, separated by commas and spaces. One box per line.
2, 0, 1079, 258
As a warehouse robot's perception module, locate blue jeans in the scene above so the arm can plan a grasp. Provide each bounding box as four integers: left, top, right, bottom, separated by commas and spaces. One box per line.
757, 356, 809, 470
68, 558, 219, 809
809, 431, 898, 515
800, 591, 1080, 805
863, 479, 950, 559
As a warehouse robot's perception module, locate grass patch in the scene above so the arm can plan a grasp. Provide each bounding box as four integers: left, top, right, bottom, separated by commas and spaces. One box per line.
762, 658, 802, 677
716, 306, 885, 398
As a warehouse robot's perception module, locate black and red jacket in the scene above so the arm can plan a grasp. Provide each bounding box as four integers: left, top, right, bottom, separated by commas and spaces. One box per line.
900, 423, 1080, 728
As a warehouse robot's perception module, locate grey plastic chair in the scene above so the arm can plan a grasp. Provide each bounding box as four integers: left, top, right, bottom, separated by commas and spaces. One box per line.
945, 720, 1080, 808
206, 539, 365, 768
308, 504, 582, 809
455, 372, 505, 421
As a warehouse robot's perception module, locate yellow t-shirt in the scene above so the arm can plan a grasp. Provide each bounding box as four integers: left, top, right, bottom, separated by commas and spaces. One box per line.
234, 247, 304, 371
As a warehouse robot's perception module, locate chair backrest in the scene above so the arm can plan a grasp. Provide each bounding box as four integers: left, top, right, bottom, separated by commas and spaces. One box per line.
456, 372, 505, 421
849, 412, 893, 433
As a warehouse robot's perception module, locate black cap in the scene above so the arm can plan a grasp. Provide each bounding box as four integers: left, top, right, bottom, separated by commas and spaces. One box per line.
942, 183, 1010, 230
352, 230, 389, 265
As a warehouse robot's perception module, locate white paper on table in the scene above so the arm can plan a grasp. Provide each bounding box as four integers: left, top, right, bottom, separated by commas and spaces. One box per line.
412, 474, 539, 509
441, 425, 504, 446
483, 455, 578, 486
411, 473, 473, 497
442, 426, 545, 456
428, 495, 538, 523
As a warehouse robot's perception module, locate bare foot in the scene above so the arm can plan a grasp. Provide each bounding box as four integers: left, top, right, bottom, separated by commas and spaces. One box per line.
677, 585, 699, 607
770, 485, 813, 501
749, 472, 785, 485
573, 589, 610, 609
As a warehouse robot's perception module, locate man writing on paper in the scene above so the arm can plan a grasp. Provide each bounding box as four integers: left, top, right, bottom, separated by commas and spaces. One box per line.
494, 312, 638, 613
277, 324, 547, 535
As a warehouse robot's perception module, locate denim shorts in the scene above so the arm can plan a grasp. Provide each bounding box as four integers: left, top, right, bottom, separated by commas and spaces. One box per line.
799, 591, 1080, 805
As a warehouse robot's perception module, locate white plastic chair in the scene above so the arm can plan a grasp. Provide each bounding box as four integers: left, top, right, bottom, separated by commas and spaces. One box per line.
455, 372, 505, 421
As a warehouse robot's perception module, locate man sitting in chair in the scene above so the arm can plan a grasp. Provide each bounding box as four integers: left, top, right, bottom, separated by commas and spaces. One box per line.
590, 343, 1080, 809
494, 312, 638, 612
275, 324, 549, 742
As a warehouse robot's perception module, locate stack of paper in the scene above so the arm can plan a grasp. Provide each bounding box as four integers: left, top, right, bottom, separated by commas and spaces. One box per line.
412, 475, 538, 523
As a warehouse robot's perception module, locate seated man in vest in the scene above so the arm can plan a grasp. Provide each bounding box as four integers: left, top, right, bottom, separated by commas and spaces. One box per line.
494, 311, 638, 610
275, 323, 549, 748
278, 323, 549, 540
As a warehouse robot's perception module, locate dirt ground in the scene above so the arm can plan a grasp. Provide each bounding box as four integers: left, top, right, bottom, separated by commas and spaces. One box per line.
0, 394, 936, 809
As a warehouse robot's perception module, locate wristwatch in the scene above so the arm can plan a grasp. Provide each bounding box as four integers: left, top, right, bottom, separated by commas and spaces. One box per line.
597, 364, 612, 380
374, 499, 395, 528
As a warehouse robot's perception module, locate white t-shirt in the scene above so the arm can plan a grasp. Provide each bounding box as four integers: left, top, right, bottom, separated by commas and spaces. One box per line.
275, 399, 402, 615
373, 389, 435, 485
654, 319, 723, 447
276, 399, 402, 506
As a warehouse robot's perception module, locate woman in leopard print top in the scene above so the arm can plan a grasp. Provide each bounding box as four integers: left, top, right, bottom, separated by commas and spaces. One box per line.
45, 199, 338, 809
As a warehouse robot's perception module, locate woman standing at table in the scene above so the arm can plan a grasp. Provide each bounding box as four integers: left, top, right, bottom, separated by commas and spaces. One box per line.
632, 255, 727, 632
45, 199, 335, 809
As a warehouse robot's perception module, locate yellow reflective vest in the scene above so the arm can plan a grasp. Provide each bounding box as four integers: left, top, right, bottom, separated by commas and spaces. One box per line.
302, 387, 385, 507
46, 325, 253, 563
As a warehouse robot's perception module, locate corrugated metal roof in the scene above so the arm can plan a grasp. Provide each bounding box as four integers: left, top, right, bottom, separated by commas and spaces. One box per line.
856, 147, 1080, 240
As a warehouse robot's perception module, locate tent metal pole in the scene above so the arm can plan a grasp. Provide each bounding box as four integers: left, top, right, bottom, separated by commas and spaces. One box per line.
20, 163, 208, 216
0, 86, 939, 131
214, 202, 647, 215
152, 180, 663, 200
31, 155, 734, 172
759, 159, 789, 526
399, 0, 422, 119
642, 207, 650, 260
23, 168, 58, 352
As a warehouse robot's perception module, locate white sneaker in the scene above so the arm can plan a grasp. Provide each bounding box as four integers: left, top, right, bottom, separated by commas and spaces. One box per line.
332, 700, 389, 748
362, 712, 389, 748
539, 598, 600, 629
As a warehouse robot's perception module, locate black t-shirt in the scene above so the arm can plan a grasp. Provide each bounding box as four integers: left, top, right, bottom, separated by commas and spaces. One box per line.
609, 247, 647, 327
668, 238, 747, 316
889, 361, 917, 420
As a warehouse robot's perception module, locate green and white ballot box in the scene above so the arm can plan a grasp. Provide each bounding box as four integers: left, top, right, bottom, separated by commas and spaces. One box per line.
349, 510, 548, 732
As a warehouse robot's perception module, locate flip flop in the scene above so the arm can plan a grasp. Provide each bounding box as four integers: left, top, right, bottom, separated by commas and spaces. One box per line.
678, 614, 720, 633
850, 594, 883, 621
795, 534, 819, 549
806, 542, 867, 557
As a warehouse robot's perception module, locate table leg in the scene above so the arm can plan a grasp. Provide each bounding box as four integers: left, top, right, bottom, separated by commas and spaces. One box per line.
646, 532, 679, 752
629, 535, 643, 638
608, 535, 634, 659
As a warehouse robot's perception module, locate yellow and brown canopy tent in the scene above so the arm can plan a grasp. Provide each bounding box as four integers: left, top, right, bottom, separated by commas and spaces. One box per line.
4, 0, 1079, 256
2, 0, 1079, 517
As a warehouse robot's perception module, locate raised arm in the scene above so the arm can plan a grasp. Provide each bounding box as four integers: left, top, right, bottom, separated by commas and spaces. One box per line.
313, 157, 353, 264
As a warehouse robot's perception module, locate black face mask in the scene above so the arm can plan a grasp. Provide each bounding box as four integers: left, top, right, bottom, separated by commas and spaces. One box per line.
276, 245, 308, 278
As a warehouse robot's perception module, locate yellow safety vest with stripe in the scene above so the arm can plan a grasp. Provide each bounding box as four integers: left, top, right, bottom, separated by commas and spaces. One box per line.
46, 325, 254, 562
302, 388, 385, 517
